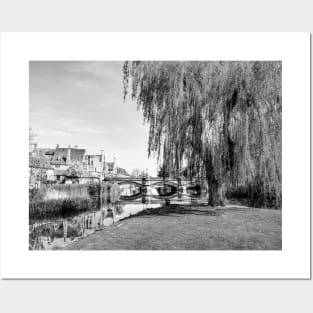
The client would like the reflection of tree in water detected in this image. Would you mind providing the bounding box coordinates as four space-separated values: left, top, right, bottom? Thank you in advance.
155 184 177 196
115 203 124 215
29 200 129 250
29 214 97 250
186 184 201 196
104 202 124 216
29 221 65 250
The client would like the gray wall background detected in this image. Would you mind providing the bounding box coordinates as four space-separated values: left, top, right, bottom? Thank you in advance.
0 1 312 312
1 0 313 32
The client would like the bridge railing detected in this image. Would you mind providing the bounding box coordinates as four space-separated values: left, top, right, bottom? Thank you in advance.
112 176 206 202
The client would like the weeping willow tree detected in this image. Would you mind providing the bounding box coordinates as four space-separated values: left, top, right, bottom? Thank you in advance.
123 61 281 208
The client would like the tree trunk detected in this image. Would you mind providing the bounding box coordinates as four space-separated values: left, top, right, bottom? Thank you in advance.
205 152 224 207
207 175 224 207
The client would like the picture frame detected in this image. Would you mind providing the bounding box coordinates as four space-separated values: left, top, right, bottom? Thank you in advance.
0 33 310 279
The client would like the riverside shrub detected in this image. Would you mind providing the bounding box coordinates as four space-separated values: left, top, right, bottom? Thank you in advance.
29 197 96 220
29 182 121 220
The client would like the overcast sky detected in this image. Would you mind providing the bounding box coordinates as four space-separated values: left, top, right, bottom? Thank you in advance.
30 61 158 176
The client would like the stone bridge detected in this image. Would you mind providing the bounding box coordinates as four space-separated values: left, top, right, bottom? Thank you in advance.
112 176 204 201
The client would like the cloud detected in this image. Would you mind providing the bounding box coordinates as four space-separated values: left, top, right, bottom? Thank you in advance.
54 130 73 137
71 126 107 134
29 61 159 176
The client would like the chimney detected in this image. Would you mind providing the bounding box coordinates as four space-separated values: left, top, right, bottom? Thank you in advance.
56 144 59 149
101 150 105 171
67 145 71 164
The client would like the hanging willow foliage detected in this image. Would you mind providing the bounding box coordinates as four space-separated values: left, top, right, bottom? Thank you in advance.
123 61 282 208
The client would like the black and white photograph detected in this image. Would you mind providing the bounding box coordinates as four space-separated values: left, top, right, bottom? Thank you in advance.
1 32 310 281
0 2 312 312
29 60 282 251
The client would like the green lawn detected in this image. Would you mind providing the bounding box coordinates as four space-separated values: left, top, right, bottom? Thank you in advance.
65 204 282 250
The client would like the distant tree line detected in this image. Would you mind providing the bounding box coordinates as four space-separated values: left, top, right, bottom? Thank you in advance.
131 168 148 177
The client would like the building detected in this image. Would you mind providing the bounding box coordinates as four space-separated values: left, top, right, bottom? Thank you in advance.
105 160 117 176
84 150 106 175
47 145 120 181
29 147 53 188
29 143 127 185
84 150 118 180
53 168 99 184
51 145 86 169
32 144 87 185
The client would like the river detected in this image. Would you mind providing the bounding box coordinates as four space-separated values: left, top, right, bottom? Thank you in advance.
29 184 205 250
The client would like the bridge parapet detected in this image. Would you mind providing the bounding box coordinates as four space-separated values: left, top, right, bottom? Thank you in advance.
113 176 205 201
113 176 199 186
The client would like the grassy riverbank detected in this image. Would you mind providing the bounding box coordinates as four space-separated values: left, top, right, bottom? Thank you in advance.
64 204 282 250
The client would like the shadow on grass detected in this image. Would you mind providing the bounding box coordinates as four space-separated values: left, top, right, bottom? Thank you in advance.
131 204 221 218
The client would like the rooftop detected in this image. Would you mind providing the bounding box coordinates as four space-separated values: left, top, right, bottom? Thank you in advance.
52 147 86 164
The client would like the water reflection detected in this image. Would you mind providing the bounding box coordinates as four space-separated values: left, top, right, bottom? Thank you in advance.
29 183 206 250
149 183 177 198
186 184 202 197
119 183 141 199
29 199 162 250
